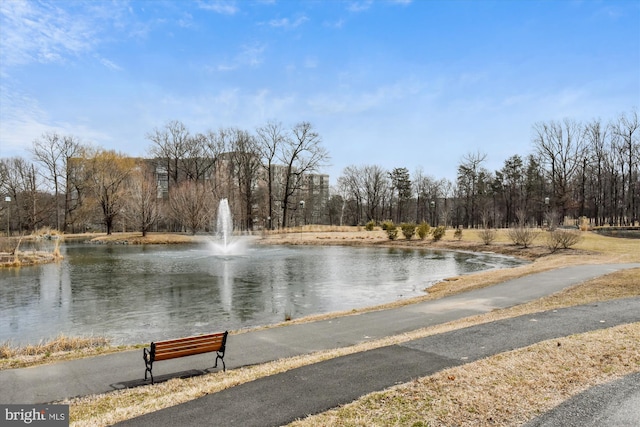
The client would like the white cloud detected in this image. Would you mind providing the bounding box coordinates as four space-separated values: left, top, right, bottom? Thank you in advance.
197 0 239 15
97 56 123 71
304 57 318 69
267 15 309 29
347 1 373 13
308 78 425 115
212 43 267 71
0 81 112 157
0 1 98 66
323 18 345 29
178 12 195 28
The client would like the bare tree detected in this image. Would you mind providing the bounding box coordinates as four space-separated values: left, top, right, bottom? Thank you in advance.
362 165 389 222
169 180 214 234
337 166 364 225
146 120 190 188
30 132 81 231
182 132 217 182
124 162 160 236
532 119 587 219
584 119 610 225
438 178 454 227
413 167 442 224
612 110 639 224
256 121 288 229
1 157 48 233
85 150 135 234
278 122 329 228
228 128 263 230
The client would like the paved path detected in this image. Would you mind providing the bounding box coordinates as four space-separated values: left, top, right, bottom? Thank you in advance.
0 263 638 418
525 371 640 427
115 298 640 426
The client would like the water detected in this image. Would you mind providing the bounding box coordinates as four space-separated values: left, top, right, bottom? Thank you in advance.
0 243 526 345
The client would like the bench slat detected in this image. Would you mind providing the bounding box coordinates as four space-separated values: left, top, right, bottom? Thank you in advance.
155 337 224 351
154 343 224 360
144 331 228 383
154 333 225 347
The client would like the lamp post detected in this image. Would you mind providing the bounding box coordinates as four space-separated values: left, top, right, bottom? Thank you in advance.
299 200 305 227
544 197 550 228
430 200 435 225
4 196 11 237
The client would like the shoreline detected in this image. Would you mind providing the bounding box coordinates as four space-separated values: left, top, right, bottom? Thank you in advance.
1 229 638 425
2 228 637 369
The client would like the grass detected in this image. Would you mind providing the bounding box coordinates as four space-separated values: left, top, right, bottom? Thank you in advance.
0 335 117 370
0 229 64 267
289 323 640 427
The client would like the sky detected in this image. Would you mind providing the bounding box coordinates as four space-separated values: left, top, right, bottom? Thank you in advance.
1 0 638 184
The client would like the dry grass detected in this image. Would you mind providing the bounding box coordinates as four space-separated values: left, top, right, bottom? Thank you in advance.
0 335 116 370
0 228 65 267
61 268 639 426
89 232 196 245
289 323 640 427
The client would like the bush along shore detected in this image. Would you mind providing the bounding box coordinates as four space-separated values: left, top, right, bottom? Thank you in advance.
0 228 64 267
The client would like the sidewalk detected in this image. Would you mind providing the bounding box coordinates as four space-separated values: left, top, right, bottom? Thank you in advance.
525 371 640 427
115 297 640 426
0 263 637 407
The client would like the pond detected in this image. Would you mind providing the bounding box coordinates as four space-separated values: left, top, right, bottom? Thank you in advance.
0 242 526 345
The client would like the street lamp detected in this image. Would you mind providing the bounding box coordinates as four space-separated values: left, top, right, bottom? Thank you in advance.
544 197 550 228
430 200 435 225
299 201 305 227
4 196 11 237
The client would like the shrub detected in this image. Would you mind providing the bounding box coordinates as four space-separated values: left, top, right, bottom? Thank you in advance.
432 226 446 241
453 227 463 241
417 222 431 240
381 220 394 231
507 226 539 248
400 223 416 240
579 217 590 232
546 229 582 252
364 220 376 231
479 228 496 245
0 237 20 255
386 224 399 240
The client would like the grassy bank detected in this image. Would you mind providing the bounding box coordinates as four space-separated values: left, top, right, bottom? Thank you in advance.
62 267 639 426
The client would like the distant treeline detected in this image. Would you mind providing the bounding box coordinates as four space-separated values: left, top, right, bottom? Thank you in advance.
0 110 637 235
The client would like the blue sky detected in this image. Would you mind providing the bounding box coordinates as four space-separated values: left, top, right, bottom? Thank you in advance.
1 0 638 183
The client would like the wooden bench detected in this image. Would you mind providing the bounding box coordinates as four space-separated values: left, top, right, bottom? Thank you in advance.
143 331 228 384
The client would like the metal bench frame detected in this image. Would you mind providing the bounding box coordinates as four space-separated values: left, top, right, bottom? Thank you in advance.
143 331 228 384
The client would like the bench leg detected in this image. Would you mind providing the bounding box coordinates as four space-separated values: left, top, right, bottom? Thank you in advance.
214 351 226 372
145 365 154 384
143 348 154 384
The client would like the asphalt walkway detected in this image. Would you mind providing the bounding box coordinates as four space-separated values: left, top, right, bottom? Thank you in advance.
115 297 640 426
525 370 640 427
1 263 638 424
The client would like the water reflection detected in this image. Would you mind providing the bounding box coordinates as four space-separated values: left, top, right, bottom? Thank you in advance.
0 243 525 345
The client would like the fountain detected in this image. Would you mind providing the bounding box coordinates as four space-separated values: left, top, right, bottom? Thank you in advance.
217 199 233 249
210 198 247 256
